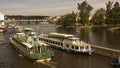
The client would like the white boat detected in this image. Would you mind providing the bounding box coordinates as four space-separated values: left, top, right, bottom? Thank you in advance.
0 22 7 33
39 32 93 55
10 28 54 62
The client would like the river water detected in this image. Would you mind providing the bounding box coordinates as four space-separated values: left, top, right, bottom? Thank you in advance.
1 23 119 68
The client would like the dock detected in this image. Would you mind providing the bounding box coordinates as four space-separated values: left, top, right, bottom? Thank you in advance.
91 45 120 58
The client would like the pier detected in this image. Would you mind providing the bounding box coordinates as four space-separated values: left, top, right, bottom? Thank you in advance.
91 45 120 58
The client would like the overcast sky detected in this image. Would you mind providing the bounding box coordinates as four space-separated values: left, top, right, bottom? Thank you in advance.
0 0 119 16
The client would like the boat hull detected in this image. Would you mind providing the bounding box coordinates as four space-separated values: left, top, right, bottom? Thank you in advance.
47 42 93 55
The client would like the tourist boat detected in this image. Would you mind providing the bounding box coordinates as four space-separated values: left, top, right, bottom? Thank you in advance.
0 22 7 33
111 56 120 67
10 28 54 62
14 25 23 33
39 33 93 55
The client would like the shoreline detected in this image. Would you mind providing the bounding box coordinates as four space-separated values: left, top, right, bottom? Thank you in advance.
66 25 120 31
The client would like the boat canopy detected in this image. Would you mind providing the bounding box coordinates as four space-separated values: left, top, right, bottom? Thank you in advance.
23 28 34 31
49 33 74 38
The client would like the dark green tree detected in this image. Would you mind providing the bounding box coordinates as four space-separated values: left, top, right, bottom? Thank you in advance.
56 12 77 28
90 8 106 25
77 1 93 25
109 2 120 26
105 1 113 25
105 1 120 26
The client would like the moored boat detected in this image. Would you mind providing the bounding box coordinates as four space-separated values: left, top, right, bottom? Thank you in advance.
0 13 7 33
14 25 23 33
10 28 54 62
111 56 120 68
39 32 93 55
0 22 7 33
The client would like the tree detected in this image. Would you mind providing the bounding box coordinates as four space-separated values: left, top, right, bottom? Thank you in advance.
110 2 120 26
90 8 106 25
105 1 113 25
77 1 93 25
56 12 77 28
105 1 120 26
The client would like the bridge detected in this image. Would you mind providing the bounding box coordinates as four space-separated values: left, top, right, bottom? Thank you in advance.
5 19 47 23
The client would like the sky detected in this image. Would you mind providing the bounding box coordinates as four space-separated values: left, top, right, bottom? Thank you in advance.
0 0 119 16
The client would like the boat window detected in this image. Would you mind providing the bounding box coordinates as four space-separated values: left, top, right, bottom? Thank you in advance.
58 42 60 45
66 45 69 48
61 43 63 46
80 47 84 49
71 45 74 49
55 42 57 45
86 46 88 49
75 46 79 50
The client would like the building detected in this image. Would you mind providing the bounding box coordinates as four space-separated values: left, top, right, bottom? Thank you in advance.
0 13 4 21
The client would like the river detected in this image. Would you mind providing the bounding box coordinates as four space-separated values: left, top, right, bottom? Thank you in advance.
0 23 118 68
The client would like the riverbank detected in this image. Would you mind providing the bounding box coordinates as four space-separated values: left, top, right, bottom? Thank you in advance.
66 25 120 31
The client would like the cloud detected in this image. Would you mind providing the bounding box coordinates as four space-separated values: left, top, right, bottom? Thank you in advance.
0 0 119 16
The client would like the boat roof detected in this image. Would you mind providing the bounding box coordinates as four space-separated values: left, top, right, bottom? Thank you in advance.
49 33 74 38
69 37 79 40
22 42 33 48
16 32 25 34
23 27 34 31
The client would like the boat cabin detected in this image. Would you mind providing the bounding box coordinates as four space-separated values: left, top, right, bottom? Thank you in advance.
49 33 80 43
16 33 25 37
67 37 80 44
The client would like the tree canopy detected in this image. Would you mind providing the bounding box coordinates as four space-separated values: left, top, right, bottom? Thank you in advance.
90 8 106 25
56 12 76 28
77 1 93 25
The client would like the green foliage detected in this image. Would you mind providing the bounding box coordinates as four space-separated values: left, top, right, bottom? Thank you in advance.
105 1 120 26
56 12 77 28
90 8 106 25
109 2 120 25
105 1 113 25
91 1 120 26
77 1 93 25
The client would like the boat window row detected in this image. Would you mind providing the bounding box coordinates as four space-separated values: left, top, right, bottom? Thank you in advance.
40 38 89 50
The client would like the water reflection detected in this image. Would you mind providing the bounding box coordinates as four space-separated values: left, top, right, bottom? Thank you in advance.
0 23 116 68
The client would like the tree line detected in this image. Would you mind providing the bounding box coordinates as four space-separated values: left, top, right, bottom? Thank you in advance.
56 1 120 28
5 15 49 20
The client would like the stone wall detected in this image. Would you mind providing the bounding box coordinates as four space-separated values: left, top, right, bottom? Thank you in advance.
91 45 120 58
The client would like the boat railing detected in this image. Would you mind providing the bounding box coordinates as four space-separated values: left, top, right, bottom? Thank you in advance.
39 36 62 42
